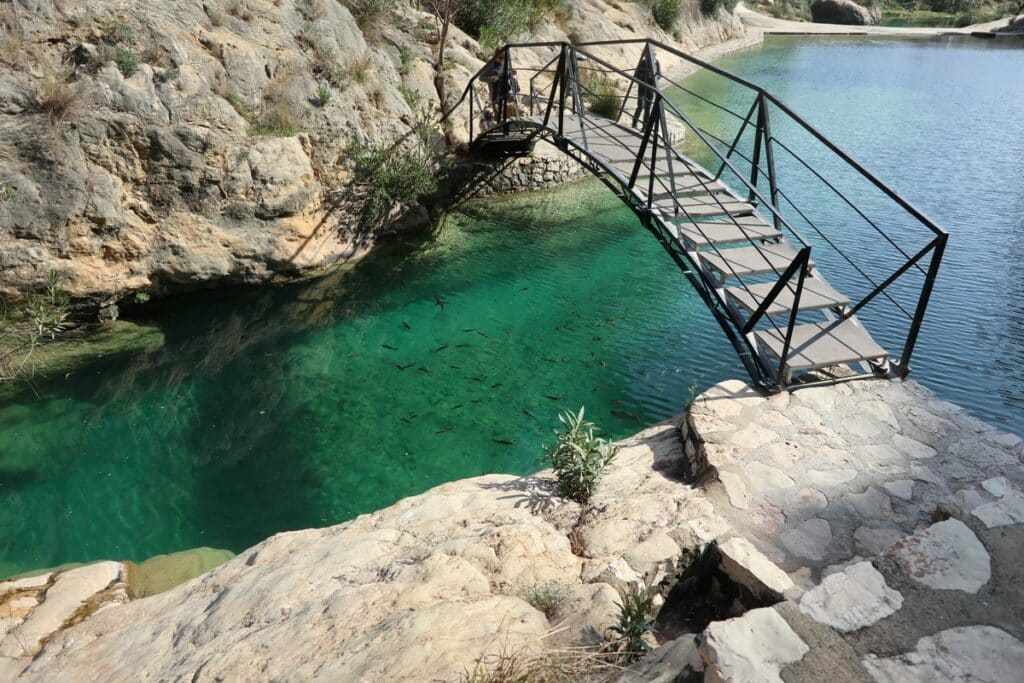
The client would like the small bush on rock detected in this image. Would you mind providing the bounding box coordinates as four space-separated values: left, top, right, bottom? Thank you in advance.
544 406 617 505
700 0 739 16
25 272 70 341
519 582 569 620
581 71 621 118
610 584 655 664
643 0 683 30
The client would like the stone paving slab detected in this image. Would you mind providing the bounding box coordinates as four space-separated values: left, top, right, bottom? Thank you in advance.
679 377 1024 682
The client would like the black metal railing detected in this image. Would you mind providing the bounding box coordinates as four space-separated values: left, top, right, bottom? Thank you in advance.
441 39 947 391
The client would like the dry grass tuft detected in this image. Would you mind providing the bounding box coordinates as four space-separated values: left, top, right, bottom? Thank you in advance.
463 644 625 683
35 68 84 122
0 9 25 67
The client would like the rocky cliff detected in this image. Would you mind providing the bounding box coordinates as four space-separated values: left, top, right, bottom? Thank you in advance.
0 0 746 309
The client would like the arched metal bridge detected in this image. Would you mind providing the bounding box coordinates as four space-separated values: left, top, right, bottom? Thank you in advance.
443 40 948 393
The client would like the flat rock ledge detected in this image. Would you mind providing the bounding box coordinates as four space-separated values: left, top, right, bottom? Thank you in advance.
3 377 1023 682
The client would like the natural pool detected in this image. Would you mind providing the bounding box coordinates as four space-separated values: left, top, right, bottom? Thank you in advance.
1 35 1022 576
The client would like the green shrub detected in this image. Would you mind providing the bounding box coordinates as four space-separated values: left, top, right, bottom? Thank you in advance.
610 585 655 664
347 135 438 221
101 20 135 46
398 83 422 109
25 272 70 341
700 0 739 16
398 47 413 75
519 582 569 620
643 0 683 30
341 0 397 30
0 185 15 201
251 107 300 136
226 92 255 123
544 406 617 505
456 0 569 54
114 47 138 77
581 71 621 118
134 291 151 304
317 83 332 106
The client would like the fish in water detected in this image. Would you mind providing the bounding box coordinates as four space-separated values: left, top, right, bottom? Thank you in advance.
433 295 448 309
455 343 471 349
522 409 535 418
433 344 449 353
395 362 415 371
466 375 483 382
545 394 564 401
490 383 502 389
493 439 514 446
401 322 412 330
462 328 492 339
470 399 483 404
418 367 430 373
382 344 398 351
436 427 454 434
611 409 642 421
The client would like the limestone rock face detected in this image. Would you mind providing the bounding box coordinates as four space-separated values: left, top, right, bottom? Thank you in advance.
0 0 745 306
810 0 882 25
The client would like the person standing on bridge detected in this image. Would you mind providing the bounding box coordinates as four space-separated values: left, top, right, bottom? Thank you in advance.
481 48 517 120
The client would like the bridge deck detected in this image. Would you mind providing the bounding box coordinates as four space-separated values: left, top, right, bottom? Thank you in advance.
478 102 890 386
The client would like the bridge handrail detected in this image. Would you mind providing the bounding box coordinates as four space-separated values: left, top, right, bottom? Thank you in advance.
571 38 947 239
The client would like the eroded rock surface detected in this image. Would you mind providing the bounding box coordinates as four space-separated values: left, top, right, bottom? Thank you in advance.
0 0 746 305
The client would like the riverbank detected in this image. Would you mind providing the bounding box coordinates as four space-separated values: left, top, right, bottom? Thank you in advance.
3 377 1022 680
735 1 1014 34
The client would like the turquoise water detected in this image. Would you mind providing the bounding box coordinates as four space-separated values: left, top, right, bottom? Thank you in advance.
2 36 1023 576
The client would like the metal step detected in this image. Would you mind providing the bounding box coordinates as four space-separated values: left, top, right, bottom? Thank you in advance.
631 175 726 197
726 276 850 320
653 194 755 219
754 319 888 378
696 240 806 281
672 216 782 248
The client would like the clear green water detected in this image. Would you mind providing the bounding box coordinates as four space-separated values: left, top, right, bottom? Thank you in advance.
2 36 1023 576
0 183 738 576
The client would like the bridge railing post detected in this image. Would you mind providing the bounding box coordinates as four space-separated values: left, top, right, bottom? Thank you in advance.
758 92 782 234
557 44 570 138
898 233 946 377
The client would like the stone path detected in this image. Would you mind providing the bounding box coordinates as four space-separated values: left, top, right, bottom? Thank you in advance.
655 377 1024 681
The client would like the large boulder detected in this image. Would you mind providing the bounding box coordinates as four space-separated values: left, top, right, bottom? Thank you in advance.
810 0 882 25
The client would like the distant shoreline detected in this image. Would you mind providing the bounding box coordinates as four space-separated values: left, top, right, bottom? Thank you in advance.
734 2 1018 37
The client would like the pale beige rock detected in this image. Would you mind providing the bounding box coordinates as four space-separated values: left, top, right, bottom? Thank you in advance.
717 537 795 599
700 607 809 683
845 487 894 520
623 529 682 578
892 434 937 459
0 562 123 658
854 526 904 556
780 518 832 562
863 626 1024 682
882 479 914 501
743 461 795 490
972 490 1024 528
793 487 828 513
0 575 51 595
619 635 703 682
798 561 902 633
888 520 991 593
719 469 751 510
